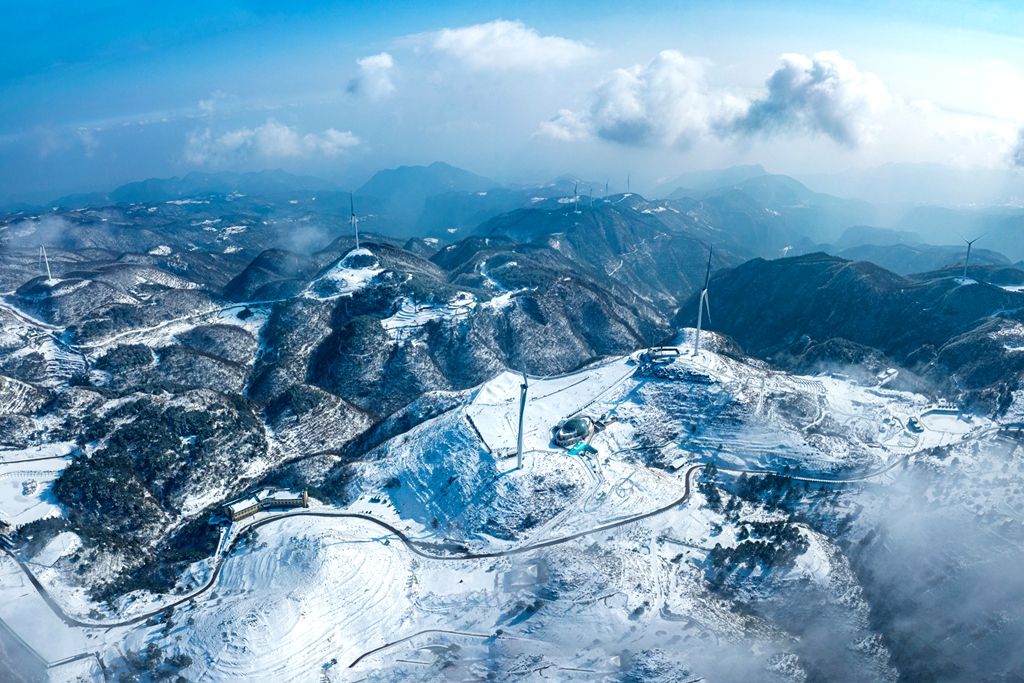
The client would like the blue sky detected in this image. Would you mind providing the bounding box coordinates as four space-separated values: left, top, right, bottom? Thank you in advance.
2 1 1023 201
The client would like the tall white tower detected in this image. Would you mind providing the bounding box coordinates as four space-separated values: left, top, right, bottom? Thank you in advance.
517 372 529 469
693 247 713 356
39 246 52 281
350 193 360 249
962 235 982 280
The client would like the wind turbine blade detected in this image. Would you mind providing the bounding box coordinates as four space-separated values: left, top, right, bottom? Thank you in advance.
702 246 713 289
703 292 711 326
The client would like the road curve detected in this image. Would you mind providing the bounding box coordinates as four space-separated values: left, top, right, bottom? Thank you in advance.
720 453 913 484
347 629 505 669
0 465 704 630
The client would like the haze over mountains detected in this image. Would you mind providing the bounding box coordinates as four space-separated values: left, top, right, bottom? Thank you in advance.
12 159 1024 269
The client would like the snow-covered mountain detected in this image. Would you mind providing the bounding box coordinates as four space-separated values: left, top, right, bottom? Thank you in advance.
1 175 1023 682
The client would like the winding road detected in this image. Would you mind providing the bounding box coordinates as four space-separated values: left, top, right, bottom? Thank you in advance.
0 439 927 637
0 465 706 630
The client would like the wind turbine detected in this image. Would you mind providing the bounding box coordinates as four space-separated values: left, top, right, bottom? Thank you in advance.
516 372 529 469
692 247 713 356
604 180 609 198
38 246 52 281
962 235 983 280
626 173 631 194
573 182 581 215
350 193 360 250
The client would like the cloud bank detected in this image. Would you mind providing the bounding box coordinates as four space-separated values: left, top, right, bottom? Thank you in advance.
429 20 591 71
184 119 359 166
347 52 395 99
734 51 888 146
589 50 739 148
541 49 886 148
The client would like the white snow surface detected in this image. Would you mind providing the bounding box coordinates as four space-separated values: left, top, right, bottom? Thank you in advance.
467 357 635 456
380 292 475 341
302 248 382 301
156 518 413 681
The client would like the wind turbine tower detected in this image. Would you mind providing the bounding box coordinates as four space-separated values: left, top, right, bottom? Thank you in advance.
692 247 713 356
573 182 581 215
39 246 52 281
350 193 360 249
962 235 982 280
516 372 529 469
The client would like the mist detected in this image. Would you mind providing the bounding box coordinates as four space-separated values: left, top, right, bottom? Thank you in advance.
845 444 1024 682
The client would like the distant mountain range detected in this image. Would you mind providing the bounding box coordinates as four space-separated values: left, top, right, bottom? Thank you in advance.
12 160 1024 274
798 162 1024 207
654 164 769 195
682 251 1024 412
51 169 344 207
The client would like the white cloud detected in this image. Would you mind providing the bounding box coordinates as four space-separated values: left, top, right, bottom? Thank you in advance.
542 49 887 149
537 109 591 142
538 50 741 148
76 127 99 156
429 20 590 71
197 90 231 115
591 51 739 147
184 119 359 166
734 51 888 146
312 128 362 156
1013 129 1024 167
347 52 396 99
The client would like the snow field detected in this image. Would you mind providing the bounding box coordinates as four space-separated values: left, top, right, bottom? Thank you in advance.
303 248 382 301
156 517 413 682
379 292 475 342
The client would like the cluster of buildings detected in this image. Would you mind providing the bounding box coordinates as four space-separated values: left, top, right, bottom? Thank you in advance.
223 489 309 522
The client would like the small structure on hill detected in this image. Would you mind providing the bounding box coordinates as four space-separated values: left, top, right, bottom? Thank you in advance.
639 347 681 365
223 489 309 522
1001 422 1024 437
262 489 310 511
567 442 597 456
553 416 594 448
